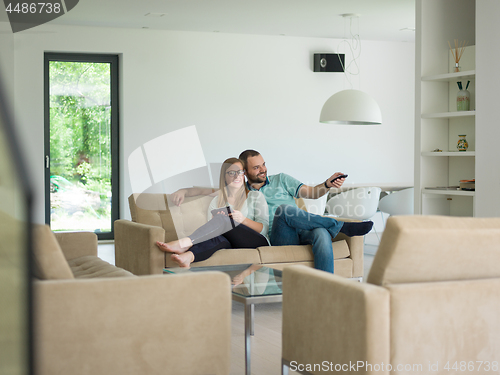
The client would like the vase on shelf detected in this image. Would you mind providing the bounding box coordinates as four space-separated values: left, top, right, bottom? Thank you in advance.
457 135 468 152
457 89 470 111
454 62 460 73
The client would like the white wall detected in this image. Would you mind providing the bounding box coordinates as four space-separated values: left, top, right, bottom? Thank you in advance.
12 24 414 223
476 0 500 217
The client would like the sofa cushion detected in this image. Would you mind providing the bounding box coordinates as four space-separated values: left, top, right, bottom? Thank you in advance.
264 258 353 278
67 255 135 278
166 195 214 239
129 193 214 242
264 261 315 270
54 231 98 260
168 248 262 268
257 240 350 264
33 224 74 280
129 193 169 228
367 216 500 286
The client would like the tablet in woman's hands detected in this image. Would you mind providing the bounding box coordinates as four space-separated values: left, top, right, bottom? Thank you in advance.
211 206 231 216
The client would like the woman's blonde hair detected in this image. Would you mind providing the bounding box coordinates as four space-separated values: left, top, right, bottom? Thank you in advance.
217 157 249 210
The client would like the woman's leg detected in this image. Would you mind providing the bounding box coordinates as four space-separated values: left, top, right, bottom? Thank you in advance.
157 214 234 253
187 225 267 265
190 235 232 262
170 252 194 268
170 235 231 267
156 238 192 253
190 214 235 244
222 223 269 248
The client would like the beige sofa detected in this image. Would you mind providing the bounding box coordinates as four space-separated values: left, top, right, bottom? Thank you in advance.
281 216 500 374
115 193 364 278
33 225 231 375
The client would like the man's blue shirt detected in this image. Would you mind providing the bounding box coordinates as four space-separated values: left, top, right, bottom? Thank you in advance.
247 173 303 235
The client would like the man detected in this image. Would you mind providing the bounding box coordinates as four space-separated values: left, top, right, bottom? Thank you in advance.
238 150 372 273
171 150 373 273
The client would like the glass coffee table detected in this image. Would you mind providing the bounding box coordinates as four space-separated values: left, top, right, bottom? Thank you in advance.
164 263 283 375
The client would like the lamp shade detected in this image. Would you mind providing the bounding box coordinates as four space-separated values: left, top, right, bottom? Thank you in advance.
319 89 382 125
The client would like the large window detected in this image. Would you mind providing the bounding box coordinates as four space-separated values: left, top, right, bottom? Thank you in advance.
44 53 119 240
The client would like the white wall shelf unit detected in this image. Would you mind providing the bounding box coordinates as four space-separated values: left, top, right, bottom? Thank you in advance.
415 0 476 217
422 189 475 197
422 111 476 118
421 151 476 157
421 111 475 119
422 70 475 82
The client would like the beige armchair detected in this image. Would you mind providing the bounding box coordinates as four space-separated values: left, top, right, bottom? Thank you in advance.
282 216 500 374
33 226 232 375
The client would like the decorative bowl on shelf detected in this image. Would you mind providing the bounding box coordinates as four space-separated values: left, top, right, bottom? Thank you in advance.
459 179 475 191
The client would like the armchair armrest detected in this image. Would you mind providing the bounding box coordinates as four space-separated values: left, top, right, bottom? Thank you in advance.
54 231 98 260
282 266 390 373
34 272 231 375
114 219 165 275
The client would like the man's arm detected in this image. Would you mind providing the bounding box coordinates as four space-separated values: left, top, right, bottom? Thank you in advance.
171 187 216 206
298 172 346 199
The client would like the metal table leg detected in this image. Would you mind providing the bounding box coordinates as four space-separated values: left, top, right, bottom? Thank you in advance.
244 303 252 375
250 303 254 336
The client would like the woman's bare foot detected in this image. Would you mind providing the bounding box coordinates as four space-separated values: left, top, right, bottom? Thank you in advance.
171 252 194 268
156 238 192 254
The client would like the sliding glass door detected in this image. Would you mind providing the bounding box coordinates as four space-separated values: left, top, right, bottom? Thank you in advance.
44 53 119 240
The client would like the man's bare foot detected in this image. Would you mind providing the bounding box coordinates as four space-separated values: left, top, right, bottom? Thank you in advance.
156 238 192 254
171 252 194 268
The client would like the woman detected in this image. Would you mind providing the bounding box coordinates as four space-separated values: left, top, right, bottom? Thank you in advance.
156 157 269 267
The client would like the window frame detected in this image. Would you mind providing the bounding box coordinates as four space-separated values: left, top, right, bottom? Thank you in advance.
44 53 120 240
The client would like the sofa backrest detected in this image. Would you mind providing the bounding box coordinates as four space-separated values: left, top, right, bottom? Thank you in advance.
129 193 213 242
33 224 74 280
367 215 500 286
129 193 309 242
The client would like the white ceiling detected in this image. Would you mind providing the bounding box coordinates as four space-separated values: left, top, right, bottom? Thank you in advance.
1 0 415 42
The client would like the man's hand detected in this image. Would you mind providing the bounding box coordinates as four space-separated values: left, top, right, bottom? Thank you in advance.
299 172 347 199
327 172 347 188
171 189 187 206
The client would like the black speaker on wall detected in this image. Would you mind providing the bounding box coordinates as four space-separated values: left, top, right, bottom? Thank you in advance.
313 53 345 72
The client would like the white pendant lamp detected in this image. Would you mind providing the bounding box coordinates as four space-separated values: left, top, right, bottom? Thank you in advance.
319 14 382 125
320 89 382 125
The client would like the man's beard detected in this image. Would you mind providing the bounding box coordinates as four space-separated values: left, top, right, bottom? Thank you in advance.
247 171 267 184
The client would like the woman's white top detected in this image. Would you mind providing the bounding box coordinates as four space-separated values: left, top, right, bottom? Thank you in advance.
207 190 270 244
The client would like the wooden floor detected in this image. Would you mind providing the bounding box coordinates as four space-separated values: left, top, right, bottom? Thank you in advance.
230 302 283 375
